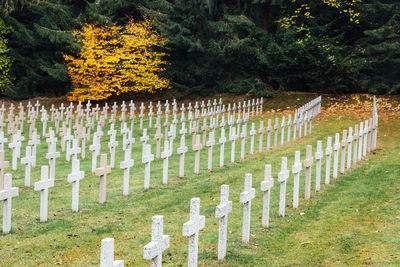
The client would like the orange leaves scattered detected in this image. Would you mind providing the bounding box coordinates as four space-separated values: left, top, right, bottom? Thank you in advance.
64 18 170 102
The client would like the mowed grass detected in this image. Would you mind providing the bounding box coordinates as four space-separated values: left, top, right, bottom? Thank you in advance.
0 99 399 266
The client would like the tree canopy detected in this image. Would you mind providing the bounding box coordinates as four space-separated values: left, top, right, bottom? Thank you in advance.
0 0 399 99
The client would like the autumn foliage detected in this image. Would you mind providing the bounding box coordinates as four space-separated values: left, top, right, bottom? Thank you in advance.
64 18 169 101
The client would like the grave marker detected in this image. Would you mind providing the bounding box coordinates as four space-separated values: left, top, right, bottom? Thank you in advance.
34 166 54 222
266 119 272 150
240 124 246 160
261 164 274 226
229 126 237 163
240 173 255 243
183 198 205 267
143 215 170 267
258 121 265 152
347 127 353 169
95 154 111 204
333 133 340 178
206 131 215 170
192 134 202 174
67 158 84 211
120 147 134 196
325 137 332 184
219 127 226 167
304 145 313 199
100 238 124 267
21 146 33 186
292 151 302 208
353 124 359 165
0 173 18 233
161 140 172 184
278 157 289 216
315 141 323 191
142 144 154 189
215 185 232 260
340 129 347 174
249 122 256 154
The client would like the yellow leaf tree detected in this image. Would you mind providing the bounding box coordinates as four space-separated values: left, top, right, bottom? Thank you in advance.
64 18 169 102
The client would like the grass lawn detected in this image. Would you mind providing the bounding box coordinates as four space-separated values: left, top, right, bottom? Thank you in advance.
0 94 399 266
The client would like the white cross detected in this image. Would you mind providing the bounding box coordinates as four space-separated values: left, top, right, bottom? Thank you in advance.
0 151 9 190
325 137 333 185
143 215 170 267
192 134 202 174
0 173 18 233
183 198 205 267
46 139 60 180
333 132 340 178
278 157 289 216
67 158 84 211
281 116 286 145
240 173 255 243
35 100 40 116
8 134 20 171
261 164 274 227
292 151 302 209
34 166 54 222
0 131 7 151
120 148 134 196
140 128 149 145
340 129 347 174
108 124 119 169
206 131 215 170
142 144 154 190
158 138 170 182
215 185 232 260
304 145 313 199
347 127 353 169
249 122 256 154
64 128 73 161
70 138 81 161
229 126 237 163
21 146 34 186
177 123 188 178
315 140 323 191
100 238 124 267
95 154 111 204
287 114 292 142
89 134 101 172
219 127 226 167
240 124 246 160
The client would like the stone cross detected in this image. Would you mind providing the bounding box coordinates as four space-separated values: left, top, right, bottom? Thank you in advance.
315 141 323 191
0 151 9 190
258 121 265 153
192 134 202 174
201 117 208 146
347 127 353 169
333 133 340 178
280 116 286 145
177 123 188 178
240 173 255 243
215 185 232 260
368 118 373 153
108 124 119 168
249 122 256 155
219 127 226 167
358 122 363 161
139 102 145 129
154 125 163 158
240 124 246 160
89 134 101 172
21 146 34 186
0 131 7 151
8 134 20 171
64 128 73 161
120 147 134 196
340 129 347 174
46 139 60 180
183 198 205 267
287 114 292 142
261 164 274 227
67 158 84 211
70 138 81 161
266 119 272 150
206 131 215 170
34 166 54 222
292 151 302 208
100 238 124 267
140 128 150 145
143 215 170 267
273 118 279 147
161 140 172 184
304 145 313 200
0 173 18 233
363 119 368 157
142 144 154 190
325 137 332 185
229 126 237 163
353 124 359 165
278 157 289 216
95 154 111 204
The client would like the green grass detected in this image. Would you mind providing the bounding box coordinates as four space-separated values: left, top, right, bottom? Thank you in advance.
0 97 399 266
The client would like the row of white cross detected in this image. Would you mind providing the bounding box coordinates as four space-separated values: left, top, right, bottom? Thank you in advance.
100 113 377 266
0 98 323 235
